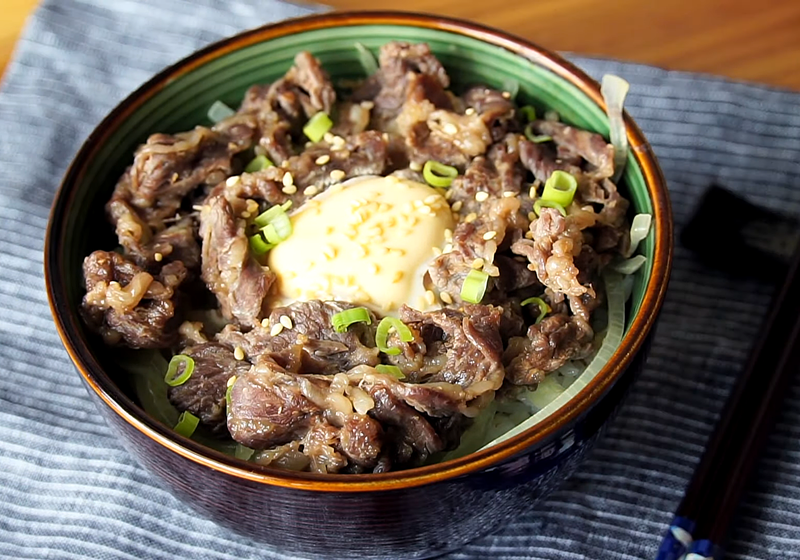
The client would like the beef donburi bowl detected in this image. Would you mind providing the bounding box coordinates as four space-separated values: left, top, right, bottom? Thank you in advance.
46 12 671 560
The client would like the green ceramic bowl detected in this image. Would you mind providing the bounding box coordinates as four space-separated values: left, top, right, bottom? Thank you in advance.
46 11 672 559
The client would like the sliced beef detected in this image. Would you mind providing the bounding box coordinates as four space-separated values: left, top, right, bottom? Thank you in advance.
81 250 187 348
110 126 248 225
200 180 277 328
167 342 252 433
108 199 200 270
519 138 582 183
463 86 517 141
531 120 615 179
504 313 594 385
428 196 522 302
511 206 598 299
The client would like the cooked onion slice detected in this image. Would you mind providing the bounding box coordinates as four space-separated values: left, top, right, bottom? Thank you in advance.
601 74 630 183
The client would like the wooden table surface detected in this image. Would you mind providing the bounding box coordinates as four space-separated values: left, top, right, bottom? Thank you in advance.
3 0 800 91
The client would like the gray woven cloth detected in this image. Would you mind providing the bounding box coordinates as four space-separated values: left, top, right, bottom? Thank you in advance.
2 0 800 558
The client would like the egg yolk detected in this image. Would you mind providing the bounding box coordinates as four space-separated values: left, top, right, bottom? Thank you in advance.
268 175 455 313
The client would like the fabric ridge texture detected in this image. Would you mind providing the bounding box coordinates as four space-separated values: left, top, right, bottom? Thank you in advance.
2 0 800 558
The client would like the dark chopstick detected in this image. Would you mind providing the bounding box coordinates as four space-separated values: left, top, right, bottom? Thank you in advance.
656 223 800 560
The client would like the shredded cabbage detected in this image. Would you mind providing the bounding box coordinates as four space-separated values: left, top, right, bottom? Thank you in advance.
354 43 378 76
612 254 647 275
625 214 652 258
601 74 630 183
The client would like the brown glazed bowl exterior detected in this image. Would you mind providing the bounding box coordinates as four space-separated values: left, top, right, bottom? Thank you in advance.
45 12 672 560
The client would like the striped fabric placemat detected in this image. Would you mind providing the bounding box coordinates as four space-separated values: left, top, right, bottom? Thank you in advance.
1 1 799 558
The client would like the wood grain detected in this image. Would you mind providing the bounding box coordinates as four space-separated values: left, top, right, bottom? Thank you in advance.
2 0 800 91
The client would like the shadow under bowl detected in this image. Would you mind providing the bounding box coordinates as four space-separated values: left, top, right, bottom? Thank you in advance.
45 11 672 560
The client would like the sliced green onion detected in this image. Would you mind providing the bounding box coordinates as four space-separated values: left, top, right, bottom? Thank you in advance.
261 212 292 244
625 213 652 258
303 112 333 142
375 364 406 379
541 170 578 207
519 106 537 122
225 383 233 409
331 307 372 333
164 355 195 387
355 42 378 75
460 269 489 304
235 444 255 461
533 199 567 217
244 155 274 173
375 317 414 356
249 233 274 255
174 411 200 438
207 100 235 124
520 296 551 324
532 135 552 143
422 160 458 188
612 254 647 275
254 201 292 228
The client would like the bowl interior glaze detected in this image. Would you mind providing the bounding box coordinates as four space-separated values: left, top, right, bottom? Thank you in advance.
49 14 669 491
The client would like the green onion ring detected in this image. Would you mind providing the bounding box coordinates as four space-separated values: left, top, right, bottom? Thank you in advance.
375 317 414 356
331 307 372 333
520 296 551 324
533 199 567 217
541 170 578 207
422 160 458 188
174 411 200 438
254 200 292 228
164 355 195 387
460 269 489 304
249 233 274 255
244 154 274 173
303 112 333 142
375 364 406 379
519 106 537 122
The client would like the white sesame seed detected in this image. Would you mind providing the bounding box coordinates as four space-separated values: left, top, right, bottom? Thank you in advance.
261 318 270 328
471 258 485 269
440 291 453 304
303 185 319 196
241 211 251 219
153 252 163 262
227 375 237 387
315 154 331 165
529 185 537 199
234 346 245 361
425 290 436 306
330 169 346 181
323 132 335 143
444 188 454 200
503 191 516 198
501 91 511 99
226 176 240 187
280 315 293 329
192 204 205 211
464 212 477 223
525 231 535 239
528 211 537 221
418 204 433 215
443 243 453 253
424 194 440 205
409 161 422 172
444 228 453 240
432 246 443 257
475 191 489 202
483 230 497 240
465 107 476 115
282 184 297 194
282 172 294 187
270 323 284 336
451 200 463 212
442 123 458 135
246 199 259 213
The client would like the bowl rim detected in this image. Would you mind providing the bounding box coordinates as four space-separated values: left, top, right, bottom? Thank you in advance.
45 10 673 492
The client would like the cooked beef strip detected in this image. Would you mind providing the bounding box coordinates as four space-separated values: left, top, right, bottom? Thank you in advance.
108 199 200 270
110 126 250 226
448 134 526 218
511 206 599 299
167 342 252 433
428 196 522 302
200 179 277 328
462 86 518 142
396 305 505 391
503 313 594 386
81 250 187 348
530 120 615 179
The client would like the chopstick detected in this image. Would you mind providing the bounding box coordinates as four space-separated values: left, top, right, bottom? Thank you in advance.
655 229 800 560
